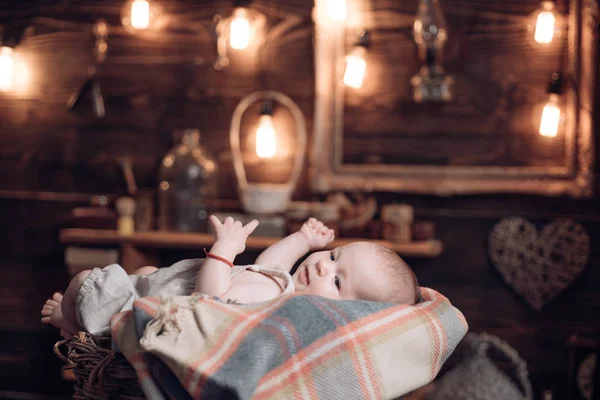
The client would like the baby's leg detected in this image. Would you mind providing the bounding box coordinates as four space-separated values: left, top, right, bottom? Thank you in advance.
132 266 158 275
60 270 91 333
41 270 91 338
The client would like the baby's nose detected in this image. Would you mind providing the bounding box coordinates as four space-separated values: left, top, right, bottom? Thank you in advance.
316 260 329 277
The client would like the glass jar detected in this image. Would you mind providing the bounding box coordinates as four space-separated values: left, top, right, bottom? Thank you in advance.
158 129 218 232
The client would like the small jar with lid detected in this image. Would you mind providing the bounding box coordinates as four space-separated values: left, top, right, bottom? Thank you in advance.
381 203 414 242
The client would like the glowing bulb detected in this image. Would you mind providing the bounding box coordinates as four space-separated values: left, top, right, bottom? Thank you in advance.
327 0 347 21
534 1 556 44
0 46 14 92
230 8 251 50
256 114 277 158
539 93 561 137
343 47 367 89
130 0 150 29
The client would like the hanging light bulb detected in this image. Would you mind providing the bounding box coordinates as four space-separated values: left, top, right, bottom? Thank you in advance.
532 1 557 44
0 46 14 92
256 101 277 158
344 48 366 88
230 8 251 50
131 0 150 29
343 31 369 89
326 0 347 21
539 73 562 137
214 5 266 69
539 94 561 137
122 0 156 30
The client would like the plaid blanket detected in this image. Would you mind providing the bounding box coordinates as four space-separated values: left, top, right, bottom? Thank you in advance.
111 288 467 400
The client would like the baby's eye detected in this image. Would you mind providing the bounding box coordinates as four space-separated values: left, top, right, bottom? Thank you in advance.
329 251 335 261
334 276 341 290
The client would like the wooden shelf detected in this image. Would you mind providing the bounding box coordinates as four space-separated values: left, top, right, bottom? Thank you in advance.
60 229 443 258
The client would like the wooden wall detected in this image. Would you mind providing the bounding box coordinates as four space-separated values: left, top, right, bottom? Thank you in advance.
0 1 598 399
342 0 570 168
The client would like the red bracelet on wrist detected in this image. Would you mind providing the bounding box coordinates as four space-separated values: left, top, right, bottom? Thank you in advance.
204 248 234 268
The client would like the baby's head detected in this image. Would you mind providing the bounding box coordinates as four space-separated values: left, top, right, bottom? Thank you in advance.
292 241 420 305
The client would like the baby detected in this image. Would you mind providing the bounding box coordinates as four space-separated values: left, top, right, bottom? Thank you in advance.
42 216 420 338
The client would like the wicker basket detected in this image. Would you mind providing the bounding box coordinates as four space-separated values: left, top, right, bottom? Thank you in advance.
54 332 145 400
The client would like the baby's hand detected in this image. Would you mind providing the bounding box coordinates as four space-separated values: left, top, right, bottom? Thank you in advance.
299 217 335 250
209 215 259 255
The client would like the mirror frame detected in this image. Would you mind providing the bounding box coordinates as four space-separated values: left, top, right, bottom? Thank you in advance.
310 0 596 197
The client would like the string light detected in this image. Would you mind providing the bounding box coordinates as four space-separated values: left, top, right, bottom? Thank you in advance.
122 0 155 30
326 0 347 21
0 46 14 91
539 95 561 137
214 4 267 69
131 0 150 29
532 1 558 44
343 31 369 89
539 73 562 137
255 101 276 158
230 8 251 50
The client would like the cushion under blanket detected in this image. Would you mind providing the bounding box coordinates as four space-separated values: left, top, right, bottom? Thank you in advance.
110 288 467 400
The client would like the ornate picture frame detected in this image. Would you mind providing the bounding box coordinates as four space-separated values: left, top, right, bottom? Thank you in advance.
310 0 596 197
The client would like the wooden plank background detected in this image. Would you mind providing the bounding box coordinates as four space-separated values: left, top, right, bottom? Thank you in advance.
0 0 599 398
342 0 570 167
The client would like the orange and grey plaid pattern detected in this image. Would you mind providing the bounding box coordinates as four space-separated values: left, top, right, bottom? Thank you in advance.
111 288 467 400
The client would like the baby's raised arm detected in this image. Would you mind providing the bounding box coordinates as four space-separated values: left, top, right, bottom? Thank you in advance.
255 218 335 272
195 215 259 296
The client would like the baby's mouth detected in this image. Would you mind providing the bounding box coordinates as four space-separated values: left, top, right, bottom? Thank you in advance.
304 267 310 285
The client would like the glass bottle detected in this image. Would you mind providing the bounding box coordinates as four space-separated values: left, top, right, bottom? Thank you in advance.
158 129 218 232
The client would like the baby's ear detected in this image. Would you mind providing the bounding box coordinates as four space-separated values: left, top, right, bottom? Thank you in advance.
416 288 424 304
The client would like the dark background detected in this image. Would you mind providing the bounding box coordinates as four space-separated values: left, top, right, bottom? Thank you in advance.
0 0 598 399
342 0 568 167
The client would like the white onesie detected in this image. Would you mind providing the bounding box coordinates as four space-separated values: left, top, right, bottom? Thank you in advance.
76 258 295 337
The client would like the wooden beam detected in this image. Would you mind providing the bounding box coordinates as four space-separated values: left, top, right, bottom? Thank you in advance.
59 228 443 258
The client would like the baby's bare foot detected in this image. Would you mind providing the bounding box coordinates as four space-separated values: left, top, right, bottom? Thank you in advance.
41 292 76 339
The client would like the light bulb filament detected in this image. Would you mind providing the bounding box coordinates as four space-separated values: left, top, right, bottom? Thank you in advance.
326 0 347 21
343 48 367 89
539 94 561 137
230 9 251 50
256 115 277 158
0 46 14 92
535 12 555 43
533 1 557 44
131 0 150 29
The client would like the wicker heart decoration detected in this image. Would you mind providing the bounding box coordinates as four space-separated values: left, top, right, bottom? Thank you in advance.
488 217 589 311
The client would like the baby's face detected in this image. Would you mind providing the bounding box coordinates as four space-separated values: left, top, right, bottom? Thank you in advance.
292 242 393 302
